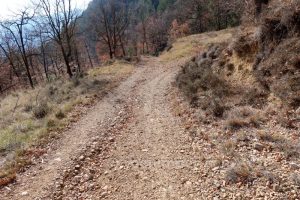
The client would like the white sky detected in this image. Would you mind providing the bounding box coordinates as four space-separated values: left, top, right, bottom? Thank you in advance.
0 0 92 19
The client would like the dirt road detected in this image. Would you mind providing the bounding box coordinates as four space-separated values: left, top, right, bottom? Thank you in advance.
1 57 203 200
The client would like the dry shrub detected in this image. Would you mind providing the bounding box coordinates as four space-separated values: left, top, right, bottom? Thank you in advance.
0 171 16 187
277 107 299 129
291 173 300 187
33 103 50 119
276 142 300 160
55 110 66 120
260 170 280 185
241 87 269 109
221 139 236 157
47 119 56 128
23 104 33 112
257 131 300 159
71 77 81 87
260 17 288 45
169 19 190 42
225 106 265 131
176 45 231 118
227 118 250 131
252 4 300 110
233 33 259 60
262 46 300 108
225 161 254 184
257 131 286 143
47 85 58 97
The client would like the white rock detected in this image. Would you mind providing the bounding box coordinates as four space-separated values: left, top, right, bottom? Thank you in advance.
54 158 62 162
102 185 108 190
21 191 28 196
79 156 85 161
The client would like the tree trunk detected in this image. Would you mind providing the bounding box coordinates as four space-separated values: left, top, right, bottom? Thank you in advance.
60 45 73 78
85 42 94 68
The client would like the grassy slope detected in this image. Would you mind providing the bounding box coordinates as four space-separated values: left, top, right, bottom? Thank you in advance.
0 61 134 181
160 28 235 62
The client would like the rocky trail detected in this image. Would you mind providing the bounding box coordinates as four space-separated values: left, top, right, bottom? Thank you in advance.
1 57 203 200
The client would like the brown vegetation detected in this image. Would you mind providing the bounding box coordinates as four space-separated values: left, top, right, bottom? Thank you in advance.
175 0 300 194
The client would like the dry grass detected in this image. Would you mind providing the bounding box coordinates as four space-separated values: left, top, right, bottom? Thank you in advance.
0 61 134 183
160 28 236 62
256 131 300 160
225 106 266 131
291 173 300 187
89 60 134 78
225 161 254 184
257 131 286 143
221 139 237 157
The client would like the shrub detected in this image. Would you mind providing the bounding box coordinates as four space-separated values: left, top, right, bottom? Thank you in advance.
47 86 57 96
55 110 66 120
225 106 265 131
23 104 33 112
233 34 258 60
226 119 250 131
176 48 231 116
291 173 300 187
221 139 236 156
71 77 81 87
225 162 254 184
261 171 279 185
33 103 49 119
212 102 226 118
47 119 56 128
257 131 286 143
276 142 300 160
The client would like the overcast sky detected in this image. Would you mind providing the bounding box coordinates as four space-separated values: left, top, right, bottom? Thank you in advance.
0 0 92 19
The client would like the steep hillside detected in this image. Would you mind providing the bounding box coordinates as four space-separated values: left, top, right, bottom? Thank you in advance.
173 0 300 198
177 0 300 129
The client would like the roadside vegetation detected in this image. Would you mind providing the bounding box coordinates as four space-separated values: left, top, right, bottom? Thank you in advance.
0 60 134 185
173 0 300 198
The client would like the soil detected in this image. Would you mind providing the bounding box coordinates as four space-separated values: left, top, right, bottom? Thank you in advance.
0 56 202 200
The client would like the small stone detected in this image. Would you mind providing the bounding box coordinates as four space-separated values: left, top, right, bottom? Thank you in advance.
100 191 108 197
84 174 93 181
79 156 85 161
21 191 28 196
54 158 62 162
236 193 241 197
185 181 192 187
290 162 300 170
75 165 81 170
102 185 108 190
273 184 280 192
109 137 115 142
79 187 85 193
212 167 219 172
254 143 264 151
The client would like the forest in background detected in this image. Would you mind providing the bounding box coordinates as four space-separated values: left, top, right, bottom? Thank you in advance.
0 0 244 93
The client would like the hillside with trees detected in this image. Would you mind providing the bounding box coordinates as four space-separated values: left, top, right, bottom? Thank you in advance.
0 0 299 199
0 0 243 93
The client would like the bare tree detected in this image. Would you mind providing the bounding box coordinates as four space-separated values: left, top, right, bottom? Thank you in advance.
87 0 130 59
0 9 36 88
0 32 21 79
38 0 81 78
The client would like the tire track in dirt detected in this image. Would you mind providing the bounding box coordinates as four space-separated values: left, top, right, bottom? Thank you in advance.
1 57 203 200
